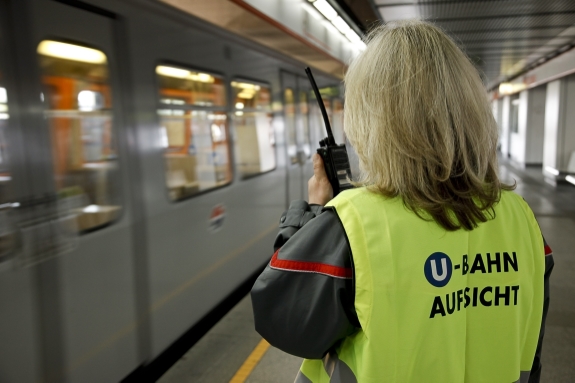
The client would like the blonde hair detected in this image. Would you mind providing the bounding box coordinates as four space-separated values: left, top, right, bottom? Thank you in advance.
344 20 513 231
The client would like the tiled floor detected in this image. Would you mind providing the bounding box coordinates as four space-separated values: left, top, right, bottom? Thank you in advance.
159 161 575 383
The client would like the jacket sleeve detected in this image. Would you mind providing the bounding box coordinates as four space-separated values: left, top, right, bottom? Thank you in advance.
251 200 360 359
529 238 555 383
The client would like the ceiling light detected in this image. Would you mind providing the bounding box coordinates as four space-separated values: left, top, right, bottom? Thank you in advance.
302 2 322 20
346 30 361 44
323 19 340 36
189 73 215 83
566 175 575 186
377 5 420 21
499 83 513 95
37 41 107 64
313 0 337 21
238 91 255 99
0 87 6 103
156 66 215 83
156 66 190 78
332 16 351 35
232 81 261 90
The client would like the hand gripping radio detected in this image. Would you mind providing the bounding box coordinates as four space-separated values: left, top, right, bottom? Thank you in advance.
305 67 353 196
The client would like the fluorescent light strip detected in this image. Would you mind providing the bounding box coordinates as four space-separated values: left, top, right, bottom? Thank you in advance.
545 166 560 176
332 16 351 35
301 2 322 20
156 66 189 78
156 66 215 83
346 30 361 43
566 175 575 186
311 0 365 48
37 41 107 64
323 19 341 37
313 0 337 21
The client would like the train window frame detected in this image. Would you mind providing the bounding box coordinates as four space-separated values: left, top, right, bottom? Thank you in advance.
0 32 11 196
37 38 124 234
298 87 312 159
283 86 299 166
155 62 233 202
230 77 277 180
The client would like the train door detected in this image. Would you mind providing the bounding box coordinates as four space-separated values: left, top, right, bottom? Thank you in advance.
0 1 139 382
0 1 42 382
281 71 312 204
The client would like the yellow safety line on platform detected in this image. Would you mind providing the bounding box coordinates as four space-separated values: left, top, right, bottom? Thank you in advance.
229 339 271 383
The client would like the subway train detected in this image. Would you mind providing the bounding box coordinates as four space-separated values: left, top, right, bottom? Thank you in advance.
0 0 355 382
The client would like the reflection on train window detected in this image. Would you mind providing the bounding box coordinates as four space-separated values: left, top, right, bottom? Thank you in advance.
0 79 9 204
232 81 275 178
156 65 231 200
157 65 226 107
298 90 311 158
332 98 344 144
284 88 297 164
38 40 121 232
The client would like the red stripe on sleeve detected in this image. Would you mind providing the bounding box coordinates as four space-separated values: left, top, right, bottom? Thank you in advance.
269 249 352 279
544 244 552 256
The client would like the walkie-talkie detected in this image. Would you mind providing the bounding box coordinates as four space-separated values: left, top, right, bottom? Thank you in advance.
305 67 353 196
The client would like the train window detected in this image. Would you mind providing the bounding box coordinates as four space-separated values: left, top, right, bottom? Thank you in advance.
298 89 311 158
38 40 121 232
232 80 276 178
0 80 8 204
332 98 344 144
156 65 231 200
284 88 297 164
157 66 226 108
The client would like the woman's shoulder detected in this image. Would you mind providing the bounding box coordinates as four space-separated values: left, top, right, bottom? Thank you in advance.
329 186 397 206
497 189 538 220
499 189 528 206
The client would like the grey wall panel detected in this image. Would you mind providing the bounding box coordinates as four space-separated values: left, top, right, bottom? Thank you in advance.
526 85 547 164
561 74 575 169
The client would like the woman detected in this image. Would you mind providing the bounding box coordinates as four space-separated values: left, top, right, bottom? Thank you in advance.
251 20 553 383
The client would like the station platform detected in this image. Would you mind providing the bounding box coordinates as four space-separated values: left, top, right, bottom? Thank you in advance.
158 160 575 383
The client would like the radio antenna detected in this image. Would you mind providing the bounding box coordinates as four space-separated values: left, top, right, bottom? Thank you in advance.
305 67 336 145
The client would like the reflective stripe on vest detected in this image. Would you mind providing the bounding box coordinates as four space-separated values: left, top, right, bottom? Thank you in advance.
322 350 357 383
514 371 531 383
299 188 545 383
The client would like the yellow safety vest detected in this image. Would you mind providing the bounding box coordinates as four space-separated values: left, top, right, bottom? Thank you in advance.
300 188 544 383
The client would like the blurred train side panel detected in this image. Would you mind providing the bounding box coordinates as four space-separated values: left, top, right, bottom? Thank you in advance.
0 0 346 382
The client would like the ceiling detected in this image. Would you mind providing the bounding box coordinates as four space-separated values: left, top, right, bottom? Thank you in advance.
159 0 349 78
365 0 575 89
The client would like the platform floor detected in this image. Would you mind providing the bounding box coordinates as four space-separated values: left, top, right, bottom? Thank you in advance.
159 161 575 383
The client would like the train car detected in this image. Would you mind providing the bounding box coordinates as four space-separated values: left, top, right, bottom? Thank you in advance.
0 0 350 382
